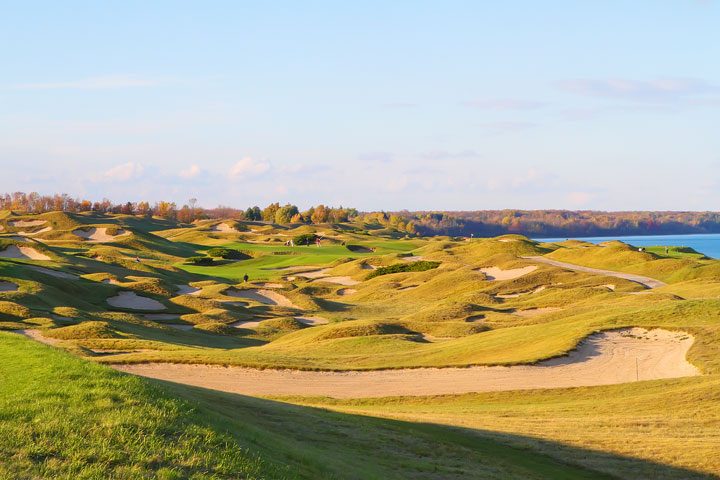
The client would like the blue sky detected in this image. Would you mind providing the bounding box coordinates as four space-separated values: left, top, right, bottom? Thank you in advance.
1 1 719 211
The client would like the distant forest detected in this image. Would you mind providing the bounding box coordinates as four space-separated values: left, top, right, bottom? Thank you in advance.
3 192 720 238
394 210 720 238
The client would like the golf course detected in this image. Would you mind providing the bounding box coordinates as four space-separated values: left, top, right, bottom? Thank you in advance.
1 210 719 479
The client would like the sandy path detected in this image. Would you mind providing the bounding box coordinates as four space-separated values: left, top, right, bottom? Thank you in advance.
73 227 129 243
114 328 697 399
0 281 18 292
523 256 666 289
0 245 51 261
479 265 537 281
107 292 166 310
225 288 298 308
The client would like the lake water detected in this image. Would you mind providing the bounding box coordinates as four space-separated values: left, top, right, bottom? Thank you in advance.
534 233 720 259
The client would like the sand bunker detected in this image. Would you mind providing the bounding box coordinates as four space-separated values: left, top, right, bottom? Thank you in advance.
0 245 51 261
210 223 236 232
18 226 52 236
107 292 166 311
295 268 331 279
0 281 18 292
114 328 698 399
480 265 537 281
9 220 47 228
225 288 298 308
143 314 181 321
317 276 359 286
255 282 284 289
73 227 129 243
175 284 200 295
295 316 329 326
523 256 666 289
231 319 263 329
401 256 424 262
27 266 77 279
337 288 357 296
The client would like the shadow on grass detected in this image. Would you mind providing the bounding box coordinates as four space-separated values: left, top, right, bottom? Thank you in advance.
156 380 719 480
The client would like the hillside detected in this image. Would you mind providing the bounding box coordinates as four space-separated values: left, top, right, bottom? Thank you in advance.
1 212 720 478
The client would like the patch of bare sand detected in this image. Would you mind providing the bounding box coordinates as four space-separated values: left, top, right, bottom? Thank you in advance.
0 245 51 261
107 292 166 311
230 319 263 328
113 328 698 399
225 288 298 308
0 281 19 292
479 265 537 281
254 282 284 289
401 255 424 262
9 220 47 228
498 238 518 243
295 268 331 279
73 227 130 243
337 288 357 296
295 316 329 326
210 223 236 232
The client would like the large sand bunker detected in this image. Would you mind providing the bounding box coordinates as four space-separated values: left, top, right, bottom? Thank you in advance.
9 220 47 228
107 292 166 310
175 284 200 295
523 256 666 289
480 265 537 281
210 223 236 232
114 328 697 399
0 281 19 292
73 227 129 243
225 288 298 308
0 245 51 261
317 276 359 286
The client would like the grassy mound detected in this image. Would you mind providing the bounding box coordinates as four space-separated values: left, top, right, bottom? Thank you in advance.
366 261 440 279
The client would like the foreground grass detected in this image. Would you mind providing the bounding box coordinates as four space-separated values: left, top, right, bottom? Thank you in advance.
1 332 619 479
0 332 283 480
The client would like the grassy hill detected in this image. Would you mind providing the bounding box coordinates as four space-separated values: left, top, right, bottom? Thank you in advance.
2 212 720 478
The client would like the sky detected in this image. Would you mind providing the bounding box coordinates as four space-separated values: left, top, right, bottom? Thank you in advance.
1 0 719 211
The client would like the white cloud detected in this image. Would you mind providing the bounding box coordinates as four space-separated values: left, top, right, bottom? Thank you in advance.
103 162 144 182
558 77 718 102
229 157 271 179
14 74 163 90
179 164 201 179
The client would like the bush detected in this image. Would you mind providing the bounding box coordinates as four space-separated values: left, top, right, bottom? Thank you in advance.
293 233 317 245
186 256 214 266
207 248 250 260
366 261 440 279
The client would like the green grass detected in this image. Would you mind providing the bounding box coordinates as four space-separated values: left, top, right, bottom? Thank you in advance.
2 331 625 480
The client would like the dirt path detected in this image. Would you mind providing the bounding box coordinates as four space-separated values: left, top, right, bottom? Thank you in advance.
523 256 666 289
113 328 697 399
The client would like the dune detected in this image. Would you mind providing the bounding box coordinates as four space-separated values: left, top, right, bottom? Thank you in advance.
0 281 19 292
107 292 166 310
225 288 298 308
479 265 537 281
73 227 129 243
114 328 698 399
0 245 51 261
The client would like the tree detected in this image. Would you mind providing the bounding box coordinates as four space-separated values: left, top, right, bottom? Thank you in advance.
275 204 299 224
262 202 280 222
311 204 328 224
